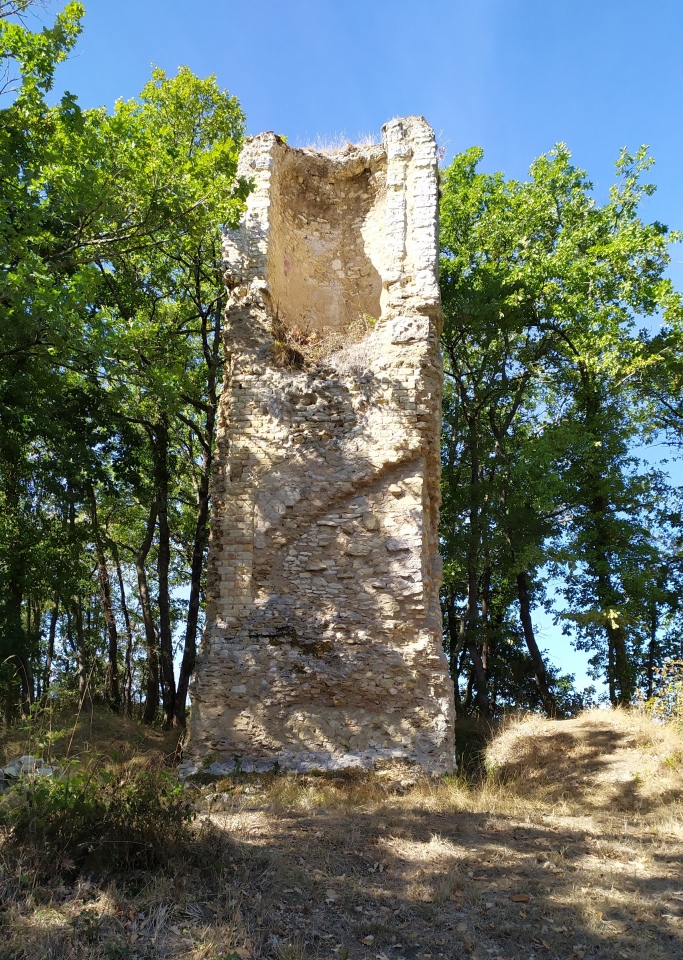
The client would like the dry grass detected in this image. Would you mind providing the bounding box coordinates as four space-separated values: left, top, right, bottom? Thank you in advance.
0 700 182 769
486 706 683 812
300 133 379 155
270 315 377 375
1 708 682 959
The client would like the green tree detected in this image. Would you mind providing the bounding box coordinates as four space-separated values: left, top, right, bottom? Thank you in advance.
1 3 248 725
0 0 86 715
439 143 682 712
79 68 247 725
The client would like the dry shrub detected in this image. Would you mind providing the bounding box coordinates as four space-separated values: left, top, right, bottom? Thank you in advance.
270 314 377 374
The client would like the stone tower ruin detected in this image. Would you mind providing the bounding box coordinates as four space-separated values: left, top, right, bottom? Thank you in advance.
184 117 455 775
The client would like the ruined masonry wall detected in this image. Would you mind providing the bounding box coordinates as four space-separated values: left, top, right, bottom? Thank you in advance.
184 117 455 775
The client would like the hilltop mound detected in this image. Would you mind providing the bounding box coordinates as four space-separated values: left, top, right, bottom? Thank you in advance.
485 707 683 812
0 703 182 769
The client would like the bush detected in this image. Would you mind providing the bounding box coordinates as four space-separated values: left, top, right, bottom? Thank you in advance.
0 762 195 872
635 659 683 726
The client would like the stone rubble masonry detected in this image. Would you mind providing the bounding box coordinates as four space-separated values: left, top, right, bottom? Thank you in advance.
183 116 455 776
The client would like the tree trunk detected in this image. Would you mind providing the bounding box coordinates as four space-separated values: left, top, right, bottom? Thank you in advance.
578 373 635 705
86 483 120 711
590 502 633 704
153 419 176 728
43 596 59 695
67 495 91 709
7 576 32 714
28 596 44 700
481 557 491 674
174 422 214 725
464 667 475 713
72 602 91 709
464 423 489 718
646 597 658 701
136 501 160 725
516 571 563 717
113 545 134 717
2 448 29 714
442 591 464 717
607 638 616 705
173 469 209 726
174 292 223 726
603 600 632 705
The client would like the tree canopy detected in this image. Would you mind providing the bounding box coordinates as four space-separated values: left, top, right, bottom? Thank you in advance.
439 143 683 717
0 1 247 726
2 1 683 735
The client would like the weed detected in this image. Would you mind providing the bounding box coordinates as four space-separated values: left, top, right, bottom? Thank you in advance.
201 750 219 770
127 730 145 750
1 761 195 872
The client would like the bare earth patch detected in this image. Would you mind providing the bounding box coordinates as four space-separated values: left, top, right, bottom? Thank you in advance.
1 708 682 959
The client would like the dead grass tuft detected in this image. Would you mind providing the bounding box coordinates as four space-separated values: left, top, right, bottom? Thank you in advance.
270 314 377 375
301 132 379 155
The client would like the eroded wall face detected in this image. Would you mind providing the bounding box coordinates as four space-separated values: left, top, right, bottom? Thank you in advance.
268 150 383 333
185 117 455 775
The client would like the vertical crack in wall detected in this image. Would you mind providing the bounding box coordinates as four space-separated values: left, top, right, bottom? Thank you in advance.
184 117 455 775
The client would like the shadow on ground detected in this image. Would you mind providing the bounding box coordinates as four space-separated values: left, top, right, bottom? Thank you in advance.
3 709 683 959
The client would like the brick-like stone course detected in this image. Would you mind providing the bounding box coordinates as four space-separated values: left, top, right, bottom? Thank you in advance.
183 117 455 776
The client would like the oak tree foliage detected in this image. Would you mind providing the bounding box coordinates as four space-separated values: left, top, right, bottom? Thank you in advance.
0 1 247 726
439 144 683 716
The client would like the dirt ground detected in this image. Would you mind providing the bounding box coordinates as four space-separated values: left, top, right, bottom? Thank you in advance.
1 708 682 960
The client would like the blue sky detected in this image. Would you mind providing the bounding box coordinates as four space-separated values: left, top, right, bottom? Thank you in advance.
44 0 683 690
50 1 683 238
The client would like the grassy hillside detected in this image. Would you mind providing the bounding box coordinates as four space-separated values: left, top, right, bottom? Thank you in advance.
1 708 682 959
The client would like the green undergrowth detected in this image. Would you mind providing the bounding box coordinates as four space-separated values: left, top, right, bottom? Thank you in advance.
1 761 196 875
